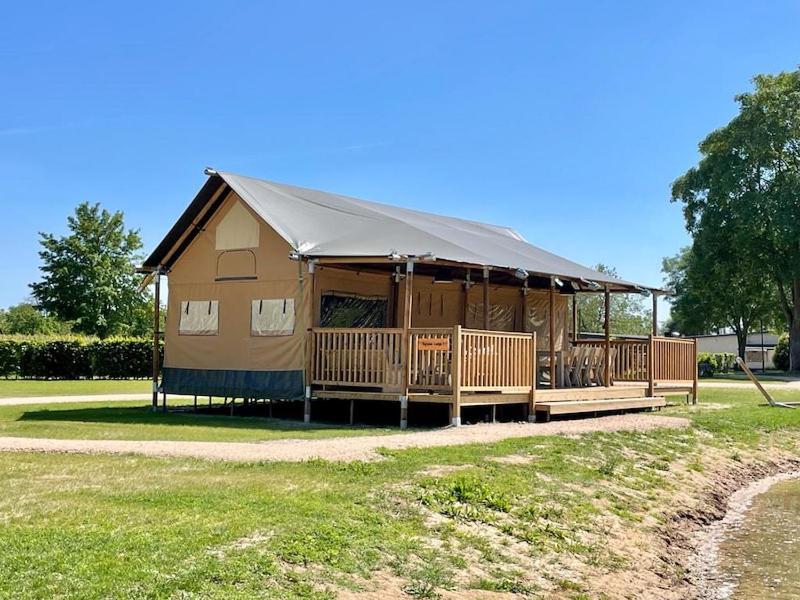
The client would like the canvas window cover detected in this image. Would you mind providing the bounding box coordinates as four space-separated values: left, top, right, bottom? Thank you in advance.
251 298 296 336
320 292 388 328
466 303 516 331
179 300 219 335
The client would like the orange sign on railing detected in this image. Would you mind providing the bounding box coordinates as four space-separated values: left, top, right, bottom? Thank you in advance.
416 337 450 351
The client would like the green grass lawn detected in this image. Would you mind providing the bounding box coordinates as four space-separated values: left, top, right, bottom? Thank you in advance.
0 399 395 442
0 378 152 397
704 370 799 383
0 388 798 598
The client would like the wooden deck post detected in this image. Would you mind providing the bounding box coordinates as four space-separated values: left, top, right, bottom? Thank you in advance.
572 292 579 342
692 338 699 404
462 269 471 326
451 324 462 426
647 334 655 397
151 269 161 412
528 331 537 422
304 260 316 412
482 266 490 330
401 258 414 414
651 292 658 336
604 285 611 387
549 277 556 389
304 260 316 424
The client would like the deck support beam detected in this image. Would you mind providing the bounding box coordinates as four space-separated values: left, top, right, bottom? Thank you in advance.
304 394 311 423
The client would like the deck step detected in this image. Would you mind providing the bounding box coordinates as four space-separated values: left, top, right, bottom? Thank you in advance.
535 396 666 416
534 386 647 402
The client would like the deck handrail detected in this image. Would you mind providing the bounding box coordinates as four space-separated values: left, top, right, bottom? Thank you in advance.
310 328 697 400
574 335 698 392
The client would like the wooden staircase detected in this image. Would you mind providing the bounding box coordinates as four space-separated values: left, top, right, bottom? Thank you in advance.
534 395 666 421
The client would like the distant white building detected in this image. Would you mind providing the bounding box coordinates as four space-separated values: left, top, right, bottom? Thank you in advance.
694 331 780 370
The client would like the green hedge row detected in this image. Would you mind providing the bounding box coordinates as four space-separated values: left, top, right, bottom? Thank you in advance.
0 336 162 379
697 351 736 377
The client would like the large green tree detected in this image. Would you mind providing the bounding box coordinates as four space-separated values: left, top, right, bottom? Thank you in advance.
0 302 72 335
577 264 652 335
30 203 152 338
671 70 800 368
662 244 775 359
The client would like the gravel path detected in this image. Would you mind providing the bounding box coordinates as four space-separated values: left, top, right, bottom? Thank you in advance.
0 393 192 407
0 414 689 462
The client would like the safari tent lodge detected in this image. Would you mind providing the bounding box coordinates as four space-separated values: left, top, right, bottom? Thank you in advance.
140 169 698 427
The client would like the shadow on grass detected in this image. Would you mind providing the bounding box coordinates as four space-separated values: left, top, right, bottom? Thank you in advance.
15 404 373 433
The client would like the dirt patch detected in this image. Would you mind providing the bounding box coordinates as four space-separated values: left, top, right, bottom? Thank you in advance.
0 414 689 462
488 454 537 465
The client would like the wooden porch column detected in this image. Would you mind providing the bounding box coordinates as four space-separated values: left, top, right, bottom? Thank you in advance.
572 293 579 342
604 286 611 387
151 269 161 412
304 260 317 423
451 325 462 426
549 277 556 389
528 331 537 422
651 291 658 336
482 266 490 330
401 259 414 399
647 334 655 397
692 338 699 404
462 270 471 326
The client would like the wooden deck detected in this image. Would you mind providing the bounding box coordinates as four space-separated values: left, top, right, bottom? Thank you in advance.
307 327 697 426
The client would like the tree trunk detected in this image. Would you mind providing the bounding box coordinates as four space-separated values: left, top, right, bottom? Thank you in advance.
791 279 800 371
735 328 747 361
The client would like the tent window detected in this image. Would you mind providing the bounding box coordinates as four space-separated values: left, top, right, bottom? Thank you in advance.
179 300 219 335
320 292 387 328
251 298 295 336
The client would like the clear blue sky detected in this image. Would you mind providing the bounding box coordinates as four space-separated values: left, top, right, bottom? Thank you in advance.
1 1 799 317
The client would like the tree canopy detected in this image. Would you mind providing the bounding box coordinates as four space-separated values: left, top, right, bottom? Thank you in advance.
577 264 652 336
30 203 152 338
671 69 800 367
0 303 72 335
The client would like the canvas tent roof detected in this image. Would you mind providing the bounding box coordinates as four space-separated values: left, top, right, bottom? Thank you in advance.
144 170 658 292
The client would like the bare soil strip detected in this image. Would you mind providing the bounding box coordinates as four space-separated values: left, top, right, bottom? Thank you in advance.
0 414 688 462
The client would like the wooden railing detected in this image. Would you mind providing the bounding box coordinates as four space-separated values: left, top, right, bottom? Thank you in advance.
459 329 535 391
310 328 404 391
311 328 696 395
575 336 697 385
408 328 453 390
651 337 696 382
574 339 649 381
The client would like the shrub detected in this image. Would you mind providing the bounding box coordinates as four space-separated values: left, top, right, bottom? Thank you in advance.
697 351 735 377
774 333 789 371
0 335 161 379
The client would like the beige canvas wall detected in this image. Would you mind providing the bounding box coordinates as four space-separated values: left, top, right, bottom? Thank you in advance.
165 191 309 373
